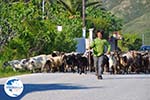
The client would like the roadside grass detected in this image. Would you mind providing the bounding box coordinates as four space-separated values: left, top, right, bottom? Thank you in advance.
0 67 31 78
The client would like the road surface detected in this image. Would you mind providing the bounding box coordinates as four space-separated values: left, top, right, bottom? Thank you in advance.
0 73 150 100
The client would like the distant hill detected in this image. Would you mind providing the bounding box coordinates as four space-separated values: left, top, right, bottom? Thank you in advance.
103 0 150 34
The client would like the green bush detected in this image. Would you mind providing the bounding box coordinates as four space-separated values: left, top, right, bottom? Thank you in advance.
118 33 142 51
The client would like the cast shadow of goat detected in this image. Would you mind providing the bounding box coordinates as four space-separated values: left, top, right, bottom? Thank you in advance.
0 83 101 100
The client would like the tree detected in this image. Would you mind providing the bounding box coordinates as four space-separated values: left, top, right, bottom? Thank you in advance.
0 1 78 62
118 33 142 51
56 0 102 17
86 7 123 39
0 0 123 64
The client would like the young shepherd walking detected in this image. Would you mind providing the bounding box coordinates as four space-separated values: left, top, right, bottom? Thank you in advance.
89 30 111 79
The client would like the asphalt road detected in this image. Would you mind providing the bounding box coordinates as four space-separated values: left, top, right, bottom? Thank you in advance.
0 73 150 100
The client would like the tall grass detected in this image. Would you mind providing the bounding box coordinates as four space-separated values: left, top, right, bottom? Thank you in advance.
0 67 31 78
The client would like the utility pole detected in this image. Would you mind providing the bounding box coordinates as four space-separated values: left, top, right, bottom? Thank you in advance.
82 0 85 27
82 0 86 38
88 28 94 72
42 0 45 19
142 34 145 46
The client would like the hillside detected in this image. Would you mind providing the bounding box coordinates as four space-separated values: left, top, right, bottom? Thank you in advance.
122 12 150 34
103 0 150 34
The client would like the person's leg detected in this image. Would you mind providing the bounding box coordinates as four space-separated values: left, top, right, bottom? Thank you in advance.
93 56 98 76
97 56 104 79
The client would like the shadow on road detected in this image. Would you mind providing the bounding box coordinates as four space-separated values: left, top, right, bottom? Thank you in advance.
0 83 102 100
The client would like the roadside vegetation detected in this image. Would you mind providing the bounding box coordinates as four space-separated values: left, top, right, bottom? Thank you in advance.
0 67 31 78
0 0 143 77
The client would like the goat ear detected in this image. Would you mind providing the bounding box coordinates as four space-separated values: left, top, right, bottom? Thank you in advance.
61 52 65 55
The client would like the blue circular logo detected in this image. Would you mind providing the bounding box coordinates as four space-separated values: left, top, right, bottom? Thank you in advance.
4 77 24 97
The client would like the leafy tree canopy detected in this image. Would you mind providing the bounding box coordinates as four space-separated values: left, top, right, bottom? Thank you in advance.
0 0 124 63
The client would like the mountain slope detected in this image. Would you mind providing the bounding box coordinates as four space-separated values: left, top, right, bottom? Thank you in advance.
123 12 150 34
104 0 150 34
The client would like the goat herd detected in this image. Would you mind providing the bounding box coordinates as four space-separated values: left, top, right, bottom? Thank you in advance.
2 50 150 75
